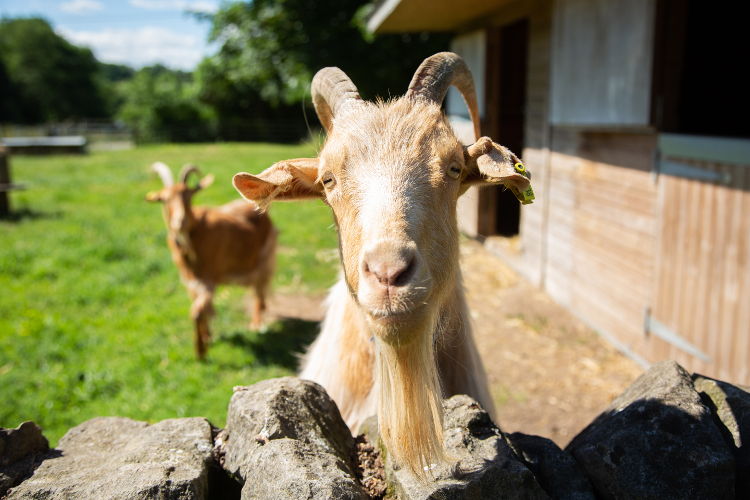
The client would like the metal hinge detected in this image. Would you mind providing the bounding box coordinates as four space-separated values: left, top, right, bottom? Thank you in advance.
643 308 712 363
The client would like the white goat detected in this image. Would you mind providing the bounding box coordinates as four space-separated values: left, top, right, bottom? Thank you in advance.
232 53 533 476
147 163 277 359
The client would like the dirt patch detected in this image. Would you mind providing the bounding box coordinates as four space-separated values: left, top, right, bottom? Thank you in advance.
270 240 642 448
460 239 643 447
266 292 327 323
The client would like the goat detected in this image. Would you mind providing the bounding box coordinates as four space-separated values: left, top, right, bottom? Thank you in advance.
147 162 277 360
232 52 533 477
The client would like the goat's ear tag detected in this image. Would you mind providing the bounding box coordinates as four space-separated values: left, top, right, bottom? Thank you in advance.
510 162 535 205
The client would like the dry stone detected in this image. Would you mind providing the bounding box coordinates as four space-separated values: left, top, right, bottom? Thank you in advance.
388 395 549 500
694 374 750 498
218 377 367 499
6 417 216 499
0 421 50 496
508 432 595 500
566 360 735 500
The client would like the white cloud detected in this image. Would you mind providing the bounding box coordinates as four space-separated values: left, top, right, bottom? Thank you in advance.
60 26 205 70
129 0 218 13
60 0 103 13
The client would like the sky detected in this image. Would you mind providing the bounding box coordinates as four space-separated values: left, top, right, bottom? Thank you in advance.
0 0 219 70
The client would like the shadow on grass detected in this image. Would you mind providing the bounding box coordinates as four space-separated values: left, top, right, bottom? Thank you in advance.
219 317 319 370
0 208 63 223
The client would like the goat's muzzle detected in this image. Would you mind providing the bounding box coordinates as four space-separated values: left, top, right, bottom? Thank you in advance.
357 239 430 327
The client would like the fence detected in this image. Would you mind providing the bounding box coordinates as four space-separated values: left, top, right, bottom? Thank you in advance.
0 121 133 150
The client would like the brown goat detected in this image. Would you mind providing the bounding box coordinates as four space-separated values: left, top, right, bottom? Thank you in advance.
233 53 533 478
147 162 277 359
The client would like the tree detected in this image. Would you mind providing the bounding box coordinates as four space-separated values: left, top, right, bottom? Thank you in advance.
0 17 109 123
118 65 216 143
195 55 309 142
200 0 449 133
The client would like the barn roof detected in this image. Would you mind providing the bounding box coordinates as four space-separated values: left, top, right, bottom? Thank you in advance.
367 0 513 33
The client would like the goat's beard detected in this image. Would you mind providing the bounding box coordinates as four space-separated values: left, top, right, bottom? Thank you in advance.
374 315 445 479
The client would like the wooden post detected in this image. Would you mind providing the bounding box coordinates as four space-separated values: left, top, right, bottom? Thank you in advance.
0 146 9 217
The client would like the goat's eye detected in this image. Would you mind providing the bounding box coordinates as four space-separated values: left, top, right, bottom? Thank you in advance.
321 172 336 189
447 162 462 180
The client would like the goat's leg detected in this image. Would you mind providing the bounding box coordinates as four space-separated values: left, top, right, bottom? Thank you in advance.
250 286 267 329
189 283 215 360
249 253 274 329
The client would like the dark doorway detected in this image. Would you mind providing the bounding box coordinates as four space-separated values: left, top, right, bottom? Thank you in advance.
485 18 529 237
652 0 749 138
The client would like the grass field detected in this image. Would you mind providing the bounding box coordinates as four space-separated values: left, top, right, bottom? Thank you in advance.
0 143 339 443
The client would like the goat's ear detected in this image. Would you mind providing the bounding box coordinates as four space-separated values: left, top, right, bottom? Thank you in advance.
461 137 535 204
145 191 163 202
233 158 321 207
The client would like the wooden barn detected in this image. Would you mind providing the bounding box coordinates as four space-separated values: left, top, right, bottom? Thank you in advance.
369 0 750 384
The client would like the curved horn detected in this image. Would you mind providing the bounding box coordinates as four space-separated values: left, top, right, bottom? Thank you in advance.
406 52 481 140
311 67 363 133
151 162 174 187
179 164 201 185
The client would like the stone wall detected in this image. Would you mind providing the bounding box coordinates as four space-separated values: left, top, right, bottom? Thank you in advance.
2 360 748 499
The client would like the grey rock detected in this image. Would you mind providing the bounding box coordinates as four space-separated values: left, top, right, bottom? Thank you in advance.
566 360 735 500
0 421 50 496
508 433 595 500
693 374 750 497
219 377 367 499
6 417 216 499
0 421 49 467
390 395 548 499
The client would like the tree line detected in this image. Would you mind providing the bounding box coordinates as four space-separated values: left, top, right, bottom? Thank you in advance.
0 1 448 143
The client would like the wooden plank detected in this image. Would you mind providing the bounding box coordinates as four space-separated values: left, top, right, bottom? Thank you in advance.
731 168 750 383
690 178 715 371
574 222 654 272
576 199 656 234
721 167 746 380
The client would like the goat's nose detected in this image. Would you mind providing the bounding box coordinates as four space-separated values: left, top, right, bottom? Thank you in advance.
362 241 417 288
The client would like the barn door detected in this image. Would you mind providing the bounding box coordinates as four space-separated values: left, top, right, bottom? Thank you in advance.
647 135 750 383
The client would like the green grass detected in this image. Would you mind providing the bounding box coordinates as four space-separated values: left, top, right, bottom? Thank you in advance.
0 143 339 444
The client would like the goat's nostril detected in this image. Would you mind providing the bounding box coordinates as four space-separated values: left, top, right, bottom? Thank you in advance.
389 257 415 287
364 254 416 288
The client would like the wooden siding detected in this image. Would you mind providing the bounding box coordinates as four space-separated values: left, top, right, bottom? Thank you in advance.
649 159 750 383
540 131 658 365
515 1 551 287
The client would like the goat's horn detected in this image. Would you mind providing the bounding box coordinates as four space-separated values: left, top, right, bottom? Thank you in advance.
406 52 481 140
151 162 174 187
311 67 363 133
179 164 201 184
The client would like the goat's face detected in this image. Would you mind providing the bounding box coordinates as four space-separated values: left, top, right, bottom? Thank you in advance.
232 54 530 343
318 99 463 343
146 163 214 234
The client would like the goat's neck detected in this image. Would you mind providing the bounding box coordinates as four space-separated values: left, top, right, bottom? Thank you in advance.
163 202 198 263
